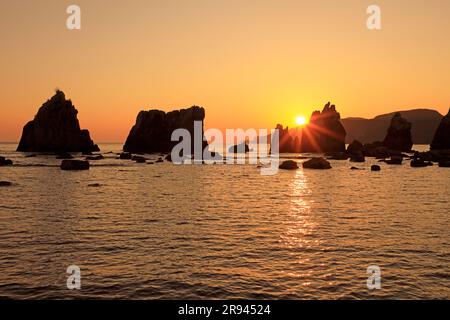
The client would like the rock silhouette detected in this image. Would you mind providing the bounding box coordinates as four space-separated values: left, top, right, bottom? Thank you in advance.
346 140 364 156
385 156 403 165
229 142 250 153
302 157 332 169
0 156 13 166
300 102 346 153
275 124 301 153
124 106 208 154
17 90 99 153
382 113 413 151
349 152 365 163
371 165 381 171
279 160 299 170
60 160 90 170
410 158 432 168
430 109 450 150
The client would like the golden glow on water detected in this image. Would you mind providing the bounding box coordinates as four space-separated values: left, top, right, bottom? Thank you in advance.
0 144 448 299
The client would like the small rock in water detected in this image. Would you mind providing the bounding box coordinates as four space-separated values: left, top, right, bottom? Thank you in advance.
0 156 13 166
132 155 147 163
60 160 90 170
349 151 365 163
119 152 132 160
326 152 349 160
350 166 362 170
279 160 299 170
88 183 101 187
0 181 13 187
410 159 431 168
303 157 332 169
385 156 403 165
371 165 381 171
86 154 104 161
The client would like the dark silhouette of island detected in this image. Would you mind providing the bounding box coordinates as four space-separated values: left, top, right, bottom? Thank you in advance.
123 106 208 154
17 90 99 153
430 108 450 150
342 109 442 144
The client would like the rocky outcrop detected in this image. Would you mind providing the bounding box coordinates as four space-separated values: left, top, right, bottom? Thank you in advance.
302 157 332 169
430 109 450 150
123 106 208 154
17 90 99 153
60 160 90 170
279 160 299 170
301 102 346 153
382 113 413 151
275 124 301 153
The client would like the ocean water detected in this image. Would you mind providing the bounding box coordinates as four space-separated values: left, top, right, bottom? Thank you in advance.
0 143 448 299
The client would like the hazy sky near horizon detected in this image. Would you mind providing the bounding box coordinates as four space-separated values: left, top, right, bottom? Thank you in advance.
0 0 449 142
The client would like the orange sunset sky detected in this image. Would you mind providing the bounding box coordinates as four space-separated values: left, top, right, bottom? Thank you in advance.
0 0 449 142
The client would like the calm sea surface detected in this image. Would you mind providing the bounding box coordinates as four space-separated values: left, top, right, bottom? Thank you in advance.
0 143 448 299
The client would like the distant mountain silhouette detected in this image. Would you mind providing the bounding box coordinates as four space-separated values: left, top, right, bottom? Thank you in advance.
342 109 443 144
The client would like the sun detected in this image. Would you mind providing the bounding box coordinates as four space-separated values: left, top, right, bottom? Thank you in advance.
295 116 307 126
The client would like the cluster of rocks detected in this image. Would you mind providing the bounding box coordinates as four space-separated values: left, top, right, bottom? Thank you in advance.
10 90 450 173
279 157 332 170
118 152 166 164
279 109 450 171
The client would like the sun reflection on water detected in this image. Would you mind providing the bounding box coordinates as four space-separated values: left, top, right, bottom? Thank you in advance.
281 170 317 249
